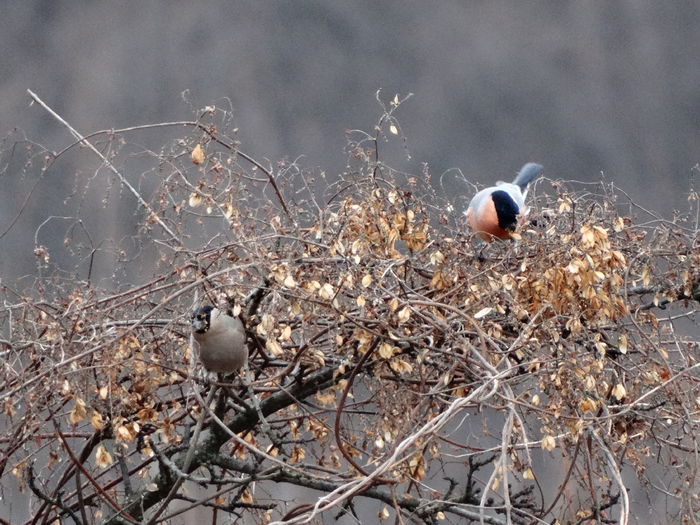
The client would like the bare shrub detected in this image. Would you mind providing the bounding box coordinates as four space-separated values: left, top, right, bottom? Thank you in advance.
1 92 698 524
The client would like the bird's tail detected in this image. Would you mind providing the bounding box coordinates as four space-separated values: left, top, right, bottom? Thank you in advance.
512 163 543 190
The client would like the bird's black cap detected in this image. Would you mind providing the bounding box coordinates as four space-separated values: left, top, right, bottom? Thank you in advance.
192 304 215 318
191 305 215 333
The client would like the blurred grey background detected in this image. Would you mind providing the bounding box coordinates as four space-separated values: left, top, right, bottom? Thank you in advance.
3 2 699 216
3 0 698 317
2 2 700 281
1 2 699 522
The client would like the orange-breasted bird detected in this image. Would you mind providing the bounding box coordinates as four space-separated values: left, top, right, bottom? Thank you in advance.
465 162 542 241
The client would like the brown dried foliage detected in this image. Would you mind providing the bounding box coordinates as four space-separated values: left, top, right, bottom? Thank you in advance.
1 99 699 524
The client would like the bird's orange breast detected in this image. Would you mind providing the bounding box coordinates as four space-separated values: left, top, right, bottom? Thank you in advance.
467 197 512 241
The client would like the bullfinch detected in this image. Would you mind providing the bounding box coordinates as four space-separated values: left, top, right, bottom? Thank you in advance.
465 162 542 241
191 305 248 373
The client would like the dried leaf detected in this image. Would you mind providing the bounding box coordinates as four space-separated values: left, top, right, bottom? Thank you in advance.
389 358 413 374
116 422 139 442
579 397 597 412
378 343 395 359
474 307 492 319
95 444 113 468
90 411 105 430
256 313 275 335
316 391 336 407
613 216 625 232
558 197 572 213
33 245 50 263
618 334 628 354
430 250 445 265
241 488 254 504
188 192 202 208
266 339 284 356
541 435 556 451
319 283 335 300
69 398 87 425
280 325 292 342
612 383 626 400
191 144 205 164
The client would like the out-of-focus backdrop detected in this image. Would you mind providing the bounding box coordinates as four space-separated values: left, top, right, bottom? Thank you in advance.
2 2 699 279
1 3 698 523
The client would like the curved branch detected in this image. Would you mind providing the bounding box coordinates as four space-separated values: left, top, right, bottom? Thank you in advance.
334 337 383 479
103 363 350 524
26 90 180 243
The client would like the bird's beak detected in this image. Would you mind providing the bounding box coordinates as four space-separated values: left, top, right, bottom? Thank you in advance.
192 318 207 332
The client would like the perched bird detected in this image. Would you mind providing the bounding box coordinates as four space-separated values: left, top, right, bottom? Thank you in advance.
191 305 248 373
465 163 543 241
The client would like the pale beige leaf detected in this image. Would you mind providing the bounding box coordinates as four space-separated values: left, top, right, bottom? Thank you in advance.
618 334 628 354
319 283 335 300
191 143 205 164
95 444 113 468
188 192 202 208
69 398 87 425
378 343 395 359
266 339 284 356
541 435 556 451
612 383 626 400
280 325 292 342
474 307 492 320
90 411 105 430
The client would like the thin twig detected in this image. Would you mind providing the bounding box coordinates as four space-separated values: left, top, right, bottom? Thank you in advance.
26 89 180 242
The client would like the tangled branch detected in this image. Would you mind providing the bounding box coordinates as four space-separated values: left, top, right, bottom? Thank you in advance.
1 94 698 524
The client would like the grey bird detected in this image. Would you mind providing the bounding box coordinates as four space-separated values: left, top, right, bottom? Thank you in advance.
191 305 248 373
465 162 543 241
